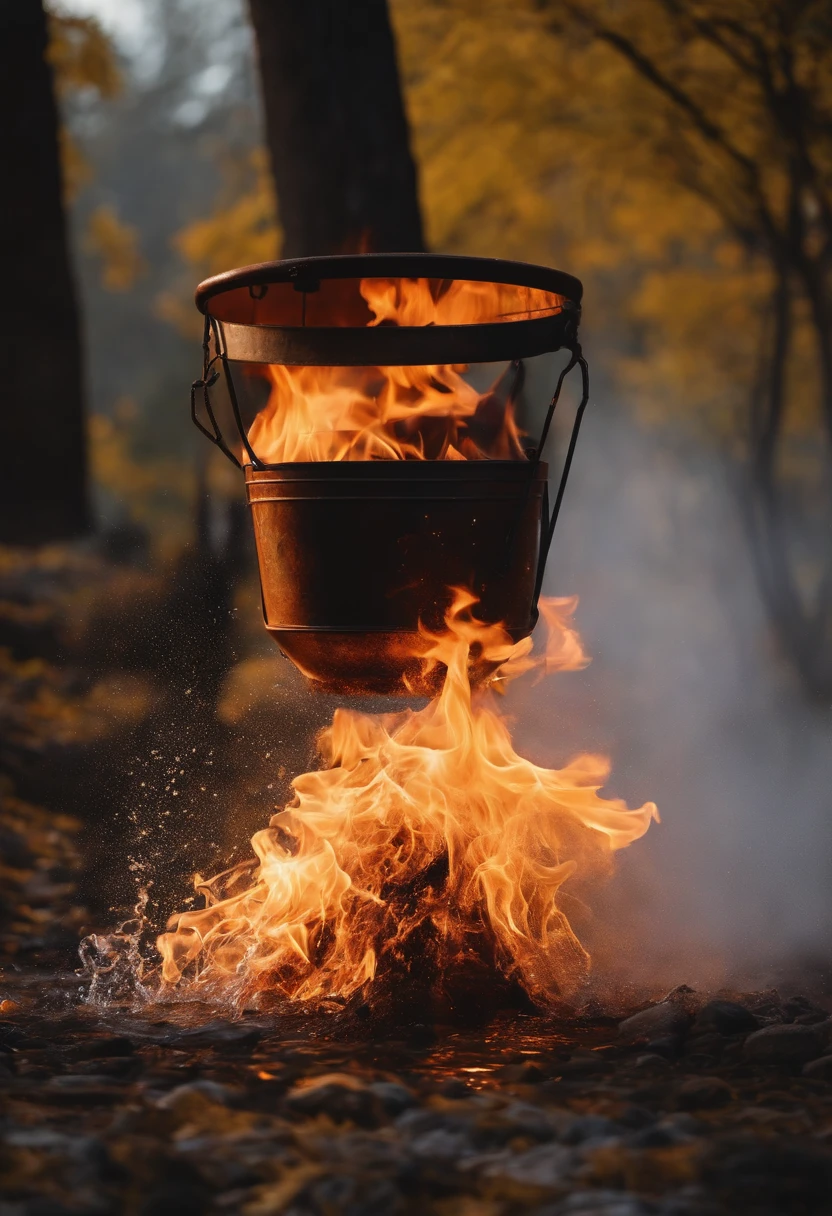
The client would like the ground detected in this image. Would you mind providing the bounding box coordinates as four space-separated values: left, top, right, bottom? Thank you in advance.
1 975 831 1215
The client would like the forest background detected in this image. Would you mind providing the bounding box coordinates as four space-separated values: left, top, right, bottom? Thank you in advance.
1 0 831 991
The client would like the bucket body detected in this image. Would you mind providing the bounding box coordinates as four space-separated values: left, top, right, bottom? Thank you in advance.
245 460 547 693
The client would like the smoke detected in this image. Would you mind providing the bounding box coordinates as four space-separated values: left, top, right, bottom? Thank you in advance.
509 390 832 994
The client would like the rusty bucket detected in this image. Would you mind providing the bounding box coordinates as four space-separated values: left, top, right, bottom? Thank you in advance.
190 254 588 694
246 459 548 693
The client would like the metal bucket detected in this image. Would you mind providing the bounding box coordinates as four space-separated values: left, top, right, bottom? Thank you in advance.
246 459 548 694
191 254 589 693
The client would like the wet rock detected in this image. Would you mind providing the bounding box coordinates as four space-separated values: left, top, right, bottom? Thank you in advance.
70 1055 139 1077
437 1076 470 1098
135 1162 211 1216
802 1054 832 1081
72 1034 134 1059
409 1123 476 1160
367 1080 416 1115
163 1020 262 1051
285 1076 382 1126
498 1100 566 1142
702 1136 832 1214
155 1081 256 1137
644 1035 684 1060
558 1055 609 1078
633 1054 670 1071
497 1060 547 1083
561 1115 621 1146
157 1079 236 1109
676 1076 732 1110
693 1000 759 1036
41 1074 123 1104
742 1023 823 1066
478 1141 576 1188
781 995 828 1024
540 1189 658 1214
626 1122 692 1149
619 1003 691 1044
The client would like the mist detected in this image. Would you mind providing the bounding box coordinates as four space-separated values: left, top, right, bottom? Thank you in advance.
508 392 832 994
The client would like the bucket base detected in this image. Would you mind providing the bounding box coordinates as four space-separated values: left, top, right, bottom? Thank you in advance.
269 628 515 697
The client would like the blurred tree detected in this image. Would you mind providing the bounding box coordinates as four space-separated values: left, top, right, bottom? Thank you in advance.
247 0 424 254
538 0 832 694
390 0 832 696
1 1 90 544
85 205 148 292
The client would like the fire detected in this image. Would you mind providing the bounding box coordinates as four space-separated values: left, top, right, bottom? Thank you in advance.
157 593 657 1013
245 277 561 464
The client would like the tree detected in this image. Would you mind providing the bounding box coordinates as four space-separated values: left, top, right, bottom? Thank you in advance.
1 1 89 544
536 0 832 696
247 0 424 255
388 0 832 696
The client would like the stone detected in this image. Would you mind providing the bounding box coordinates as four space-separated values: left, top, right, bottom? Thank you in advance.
676 1076 732 1110
561 1115 621 1145
634 1054 671 1070
781 995 828 1024
497 1060 547 1083
73 1034 134 1059
546 1190 657 1215
285 1077 380 1126
367 1080 416 1115
693 1000 759 1036
437 1076 470 1098
619 1003 691 1043
643 1036 684 1059
480 1141 575 1189
557 1055 609 1078
802 1054 832 1081
742 1023 823 1066
157 1079 235 1109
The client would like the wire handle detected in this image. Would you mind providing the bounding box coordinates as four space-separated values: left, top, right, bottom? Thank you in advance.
532 346 590 605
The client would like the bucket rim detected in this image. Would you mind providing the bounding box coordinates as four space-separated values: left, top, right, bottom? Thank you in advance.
196 253 582 314
243 458 549 482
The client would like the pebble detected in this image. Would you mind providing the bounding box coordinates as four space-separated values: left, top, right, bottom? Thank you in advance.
676 1075 732 1110
694 999 759 1036
618 1003 691 1043
544 1190 658 1214
157 1079 236 1109
742 1023 823 1065
802 1055 832 1082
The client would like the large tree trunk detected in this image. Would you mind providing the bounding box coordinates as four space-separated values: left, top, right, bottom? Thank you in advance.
247 0 424 256
0 1 89 544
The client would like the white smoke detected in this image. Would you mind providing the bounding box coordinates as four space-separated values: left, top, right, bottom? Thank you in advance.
510 388 832 995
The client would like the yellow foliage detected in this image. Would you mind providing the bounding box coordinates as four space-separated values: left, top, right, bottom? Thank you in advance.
390 0 829 443
89 402 194 559
46 10 120 200
159 149 281 337
46 12 120 99
84 204 147 292
174 150 281 275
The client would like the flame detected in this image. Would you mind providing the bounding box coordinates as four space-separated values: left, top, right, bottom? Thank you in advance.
157 594 657 1012
245 278 562 464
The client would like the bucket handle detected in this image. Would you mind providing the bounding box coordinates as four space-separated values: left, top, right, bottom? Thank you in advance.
191 314 269 470
531 345 590 606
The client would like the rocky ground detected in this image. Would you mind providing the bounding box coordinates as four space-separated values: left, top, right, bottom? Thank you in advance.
1 975 831 1215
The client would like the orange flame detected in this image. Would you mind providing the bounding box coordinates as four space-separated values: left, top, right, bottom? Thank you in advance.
245 278 561 464
157 594 657 1012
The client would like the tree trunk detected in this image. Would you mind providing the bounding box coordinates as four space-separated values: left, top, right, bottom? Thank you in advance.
744 264 832 696
0 1 89 544
247 0 425 257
